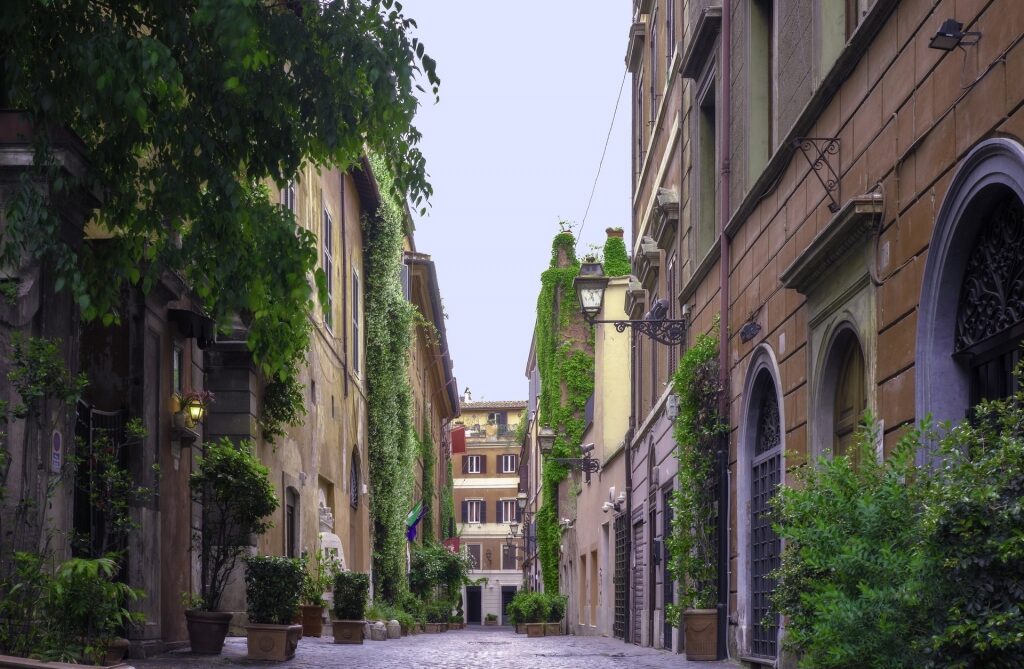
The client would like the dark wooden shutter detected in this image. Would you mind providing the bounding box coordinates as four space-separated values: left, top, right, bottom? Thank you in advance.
481 503 486 524
461 500 468 523
481 455 487 474
462 455 468 474
516 503 522 522
496 500 503 524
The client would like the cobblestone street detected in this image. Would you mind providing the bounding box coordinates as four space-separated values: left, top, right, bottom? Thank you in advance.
132 628 735 669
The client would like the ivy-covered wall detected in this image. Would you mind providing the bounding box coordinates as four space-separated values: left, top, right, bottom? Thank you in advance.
418 426 436 542
534 231 594 593
363 154 416 601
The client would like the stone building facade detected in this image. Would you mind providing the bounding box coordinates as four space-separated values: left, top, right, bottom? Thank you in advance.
454 400 526 625
623 0 1024 667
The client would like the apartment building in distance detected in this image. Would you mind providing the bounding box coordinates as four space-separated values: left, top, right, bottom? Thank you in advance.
454 398 526 625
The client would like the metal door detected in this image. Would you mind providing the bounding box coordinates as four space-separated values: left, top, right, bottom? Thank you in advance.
501 586 517 625
631 520 644 644
751 385 781 660
613 514 627 639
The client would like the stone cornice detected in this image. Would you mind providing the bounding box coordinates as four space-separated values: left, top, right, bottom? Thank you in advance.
680 5 722 80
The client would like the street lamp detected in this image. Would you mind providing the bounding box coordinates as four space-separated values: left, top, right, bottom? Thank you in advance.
573 261 688 345
537 426 555 455
516 491 527 512
184 396 206 426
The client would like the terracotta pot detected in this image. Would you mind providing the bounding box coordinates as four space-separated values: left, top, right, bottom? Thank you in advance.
185 610 233 654
525 623 545 638
515 623 526 634
544 622 562 636
331 619 364 645
484 619 498 626
424 623 442 633
300 605 324 637
292 610 303 640
683 608 717 661
246 623 302 662
103 637 130 664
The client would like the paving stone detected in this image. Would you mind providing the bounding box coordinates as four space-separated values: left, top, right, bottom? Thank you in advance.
132 627 736 669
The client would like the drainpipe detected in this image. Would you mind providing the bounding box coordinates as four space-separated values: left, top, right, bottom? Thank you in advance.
623 321 636 644
717 0 733 661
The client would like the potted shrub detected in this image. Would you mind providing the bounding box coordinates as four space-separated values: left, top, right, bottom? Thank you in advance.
544 594 566 636
243 555 304 661
186 438 278 654
520 592 549 638
43 556 145 665
449 613 464 630
299 551 335 637
424 601 449 633
665 326 725 662
484 612 498 627
331 571 369 644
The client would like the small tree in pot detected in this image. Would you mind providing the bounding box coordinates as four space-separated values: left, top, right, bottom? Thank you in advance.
243 556 304 661
331 571 369 644
186 438 278 654
299 550 336 637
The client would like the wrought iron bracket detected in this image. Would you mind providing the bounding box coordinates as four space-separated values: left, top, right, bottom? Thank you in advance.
586 317 688 345
793 137 841 213
549 455 601 482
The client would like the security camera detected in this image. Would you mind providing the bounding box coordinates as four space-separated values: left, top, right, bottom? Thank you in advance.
616 492 626 505
581 442 595 454
602 502 613 513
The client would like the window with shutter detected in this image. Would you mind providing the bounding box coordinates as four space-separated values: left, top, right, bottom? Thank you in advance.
480 455 487 474
462 455 469 474
496 500 503 524
461 500 469 523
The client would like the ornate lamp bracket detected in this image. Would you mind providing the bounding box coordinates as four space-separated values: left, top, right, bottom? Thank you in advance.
548 455 601 483
793 137 841 213
587 316 688 346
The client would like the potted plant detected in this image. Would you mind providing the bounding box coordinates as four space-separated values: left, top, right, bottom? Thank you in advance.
544 594 566 636
424 601 449 633
518 592 548 638
43 556 145 665
331 571 369 644
186 438 278 654
299 551 335 637
449 613 464 630
243 555 304 661
484 612 498 627
666 325 726 662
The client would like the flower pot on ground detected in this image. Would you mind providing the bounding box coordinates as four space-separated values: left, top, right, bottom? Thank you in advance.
331 571 369 645
424 623 442 633
185 610 234 654
525 623 545 638
544 594 566 636
682 609 717 661
103 637 130 665
299 549 336 638
243 555 304 662
515 623 526 634
187 438 278 655
484 613 498 627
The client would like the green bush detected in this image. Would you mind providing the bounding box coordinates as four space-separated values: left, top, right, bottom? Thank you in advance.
244 555 304 625
396 591 426 624
300 550 337 607
545 593 567 623
425 600 452 623
774 390 1024 669
922 397 1024 668
333 571 369 621
508 591 549 624
409 542 472 600
772 425 933 668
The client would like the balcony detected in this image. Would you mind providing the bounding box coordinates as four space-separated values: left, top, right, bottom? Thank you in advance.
465 422 517 442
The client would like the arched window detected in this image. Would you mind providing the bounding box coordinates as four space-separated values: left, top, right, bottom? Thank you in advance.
750 371 781 661
955 191 1024 405
832 331 867 461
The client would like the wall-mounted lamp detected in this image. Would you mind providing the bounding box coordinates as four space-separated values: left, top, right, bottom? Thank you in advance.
928 19 981 51
537 426 556 455
573 262 688 345
185 396 206 425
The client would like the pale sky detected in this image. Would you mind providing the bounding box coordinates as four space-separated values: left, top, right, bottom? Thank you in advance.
407 2 632 402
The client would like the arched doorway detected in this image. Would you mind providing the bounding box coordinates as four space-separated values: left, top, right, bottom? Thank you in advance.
749 372 782 661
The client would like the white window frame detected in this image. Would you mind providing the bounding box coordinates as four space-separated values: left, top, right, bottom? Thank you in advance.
467 455 482 474
466 500 483 524
281 180 296 212
467 543 482 569
501 454 517 474
351 270 360 373
501 499 517 524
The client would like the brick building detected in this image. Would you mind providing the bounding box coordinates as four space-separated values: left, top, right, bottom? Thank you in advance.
454 399 526 625
623 0 1024 666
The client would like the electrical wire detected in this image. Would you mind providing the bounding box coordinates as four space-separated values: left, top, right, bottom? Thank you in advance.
576 69 628 248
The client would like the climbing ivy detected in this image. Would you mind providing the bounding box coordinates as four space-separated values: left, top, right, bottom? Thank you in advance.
602 230 630 277
534 230 594 593
440 458 455 540
363 153 415 602
418 426 436 543
665 318 726 623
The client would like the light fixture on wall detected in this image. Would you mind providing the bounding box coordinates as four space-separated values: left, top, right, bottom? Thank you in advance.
573 261 688 345
928 19 981 51
537 426 556 455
